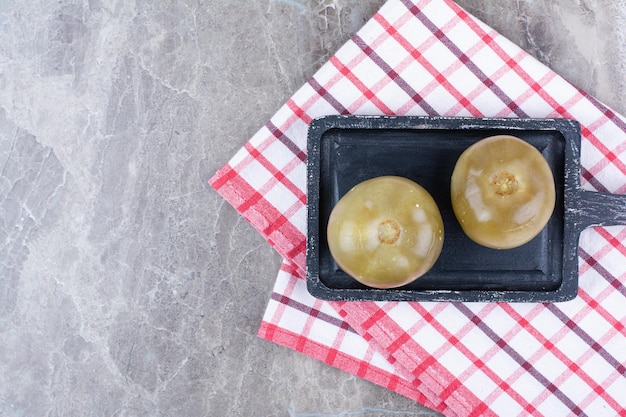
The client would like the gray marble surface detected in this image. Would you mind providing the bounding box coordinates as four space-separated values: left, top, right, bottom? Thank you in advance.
0 1 624 416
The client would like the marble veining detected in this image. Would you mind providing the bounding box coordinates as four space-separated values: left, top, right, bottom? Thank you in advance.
0 1 623 416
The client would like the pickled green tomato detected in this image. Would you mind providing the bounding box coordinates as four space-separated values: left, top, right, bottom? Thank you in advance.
327 176 444 289
450 135 556 249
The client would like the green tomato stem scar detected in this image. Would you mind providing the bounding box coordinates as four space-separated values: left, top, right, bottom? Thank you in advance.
377 219 401 244
491 171 518 196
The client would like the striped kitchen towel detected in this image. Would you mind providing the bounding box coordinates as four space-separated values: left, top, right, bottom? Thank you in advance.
210 0 626 415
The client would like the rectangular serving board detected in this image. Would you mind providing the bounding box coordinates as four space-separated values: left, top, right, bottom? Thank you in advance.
306 115 626 303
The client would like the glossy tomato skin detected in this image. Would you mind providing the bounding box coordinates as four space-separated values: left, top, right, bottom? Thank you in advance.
450 135 556 249
327 176 444 289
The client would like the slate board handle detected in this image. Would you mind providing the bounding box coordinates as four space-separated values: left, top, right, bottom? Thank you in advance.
572 190 626 230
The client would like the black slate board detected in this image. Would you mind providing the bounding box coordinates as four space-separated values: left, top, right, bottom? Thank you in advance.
306 115 626 302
